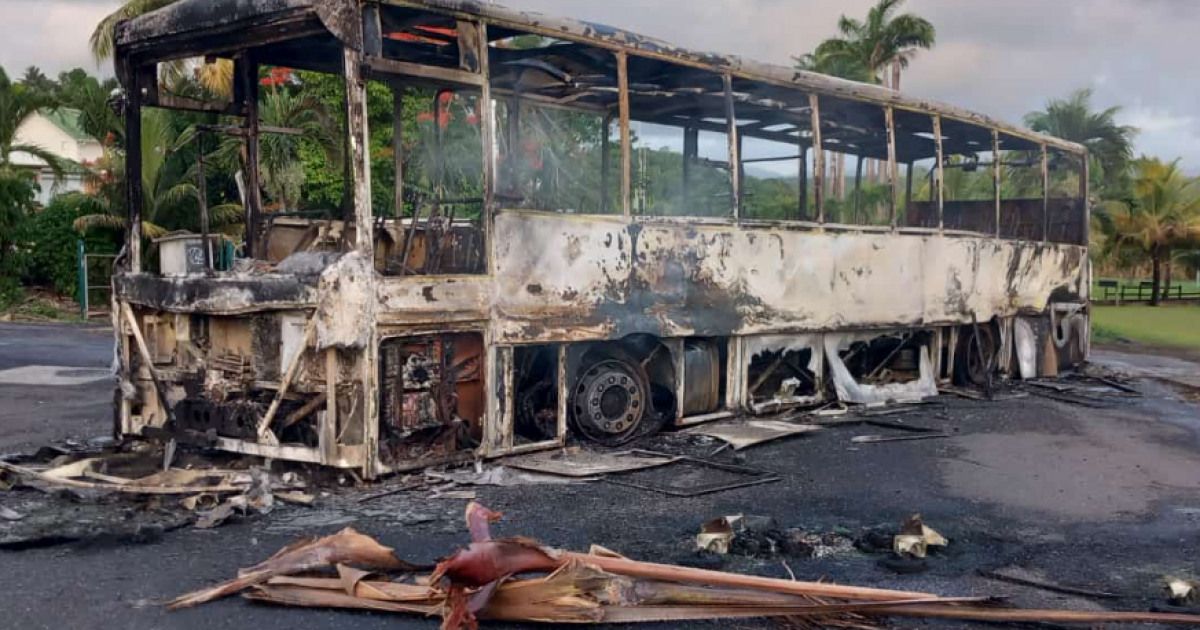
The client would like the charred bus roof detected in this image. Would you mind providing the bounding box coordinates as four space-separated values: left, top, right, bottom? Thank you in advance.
115 0 1085 160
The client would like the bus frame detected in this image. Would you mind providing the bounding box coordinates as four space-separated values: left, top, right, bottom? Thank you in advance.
111 0 1091 477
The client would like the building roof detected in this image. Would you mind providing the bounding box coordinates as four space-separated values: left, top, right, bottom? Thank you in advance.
41 108 93 143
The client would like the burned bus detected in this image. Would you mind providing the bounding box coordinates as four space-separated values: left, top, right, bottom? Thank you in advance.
110 0 1091 477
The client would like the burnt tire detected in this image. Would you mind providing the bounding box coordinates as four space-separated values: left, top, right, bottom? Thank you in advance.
570 357 649 446
954 325 996 387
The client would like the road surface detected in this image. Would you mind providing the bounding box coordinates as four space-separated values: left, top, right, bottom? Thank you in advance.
1 324 1199 630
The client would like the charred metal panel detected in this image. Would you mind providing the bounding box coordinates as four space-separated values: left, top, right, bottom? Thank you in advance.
492 211 1088 345
825 332 938 405
315 251 376 350
492 211 632 341
376 276 491 326
921 238 1087 325
115 273 318 314
116 0 360 54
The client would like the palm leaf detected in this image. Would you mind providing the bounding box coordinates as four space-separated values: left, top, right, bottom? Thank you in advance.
74 213 125 233
90 0 180 60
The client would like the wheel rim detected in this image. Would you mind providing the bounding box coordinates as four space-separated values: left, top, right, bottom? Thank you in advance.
571 359 646 445
965 329 995 384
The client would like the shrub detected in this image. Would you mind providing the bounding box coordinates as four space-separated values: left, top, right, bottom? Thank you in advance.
0 173 36 277
0 275 22 310
15 193 121 298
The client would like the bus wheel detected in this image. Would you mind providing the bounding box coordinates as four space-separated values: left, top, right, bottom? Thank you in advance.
571 357 648 446
955 325 996 386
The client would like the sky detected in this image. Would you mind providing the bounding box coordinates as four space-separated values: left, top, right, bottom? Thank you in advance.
2 0 1197 171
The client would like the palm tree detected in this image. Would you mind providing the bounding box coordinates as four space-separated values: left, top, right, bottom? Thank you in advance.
793 52 874 84
803 0 936 89
20 66 56 96
212 86 339 212
0 67 64 183
795 0 935 200
91 0 234 97
1104 157 1200 305
74 108 242 239
1 66 65 270
1025 89 1137 194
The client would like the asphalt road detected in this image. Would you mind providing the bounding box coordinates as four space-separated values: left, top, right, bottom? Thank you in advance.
2 324 1199 630
0 323 115 452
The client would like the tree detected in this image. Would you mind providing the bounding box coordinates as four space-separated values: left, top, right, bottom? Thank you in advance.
1 66 58 277
1025 89 1137 194
91 0 233 96
1104 157 1200 306
0 66 64 182
90 0 176 61
213 81 340 212
798 0 935 89
74 108 240 239
1175 249 1200 287
19 66 55 96
794 0 935 202
793 52 873 84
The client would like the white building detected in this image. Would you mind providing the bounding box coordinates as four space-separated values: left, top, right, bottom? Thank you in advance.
11 108 104 205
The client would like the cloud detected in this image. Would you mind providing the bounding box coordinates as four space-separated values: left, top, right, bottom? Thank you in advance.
0 0 118 76
1119 102 1200 167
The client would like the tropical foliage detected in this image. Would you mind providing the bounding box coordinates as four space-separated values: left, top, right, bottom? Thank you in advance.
794 0 935 88
1101 158 1200 304
1025 88 1137 193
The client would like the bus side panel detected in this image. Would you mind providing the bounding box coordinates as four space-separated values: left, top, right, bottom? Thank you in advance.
492 212 1088 346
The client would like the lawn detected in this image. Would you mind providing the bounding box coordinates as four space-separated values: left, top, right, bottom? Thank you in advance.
1091 305 1200 349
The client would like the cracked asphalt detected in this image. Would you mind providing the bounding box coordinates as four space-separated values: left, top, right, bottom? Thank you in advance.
2 322 1199 630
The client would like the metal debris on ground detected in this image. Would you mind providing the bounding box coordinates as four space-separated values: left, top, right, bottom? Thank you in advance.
504 448 679 478
168 502 1200 629
694 515 845 559
0 447 311 532
605 455 780 497
682 419 822 450
355 478 426 504
978 568 1121 600
427 465 590 487
1166 577 1199 606
852 433 953 445
695 515 740 554
892 514 948 559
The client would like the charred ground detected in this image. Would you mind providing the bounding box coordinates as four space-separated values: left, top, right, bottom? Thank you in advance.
1 322 1199 630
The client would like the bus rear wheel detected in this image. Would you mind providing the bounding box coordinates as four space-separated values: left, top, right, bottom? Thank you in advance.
955 325 996 386
570 357 648 446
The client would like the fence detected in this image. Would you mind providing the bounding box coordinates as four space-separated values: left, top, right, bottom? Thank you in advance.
1095 279 1200 304
78 239 116 321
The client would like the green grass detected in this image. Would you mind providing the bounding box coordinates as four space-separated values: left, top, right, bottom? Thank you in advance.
1091 305 1200 349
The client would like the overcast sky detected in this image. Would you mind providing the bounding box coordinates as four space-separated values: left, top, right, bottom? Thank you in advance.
2 0 1196 171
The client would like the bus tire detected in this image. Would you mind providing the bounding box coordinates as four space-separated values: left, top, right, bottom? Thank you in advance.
570 355 649 446
954 324 996 387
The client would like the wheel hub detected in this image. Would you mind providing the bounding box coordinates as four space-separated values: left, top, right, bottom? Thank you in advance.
572 359 645 443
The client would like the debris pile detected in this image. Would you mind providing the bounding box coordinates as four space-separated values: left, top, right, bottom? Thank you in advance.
0 447 312 533
170 502 1200 628
694 515 853 560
